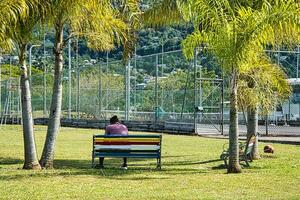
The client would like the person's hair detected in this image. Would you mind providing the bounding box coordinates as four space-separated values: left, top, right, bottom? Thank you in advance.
110 115 119 124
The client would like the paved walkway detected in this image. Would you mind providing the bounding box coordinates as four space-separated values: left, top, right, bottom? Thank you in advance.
199 134 300 145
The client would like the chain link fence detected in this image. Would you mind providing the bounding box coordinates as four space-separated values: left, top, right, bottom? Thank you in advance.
0 49 300 136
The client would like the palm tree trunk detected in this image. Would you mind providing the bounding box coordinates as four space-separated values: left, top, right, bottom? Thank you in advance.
40 23 64 168
19 44 41 170
228 72 242 173
247 106 260 159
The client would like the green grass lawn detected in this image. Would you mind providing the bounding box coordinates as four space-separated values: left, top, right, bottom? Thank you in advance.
0 125 299 200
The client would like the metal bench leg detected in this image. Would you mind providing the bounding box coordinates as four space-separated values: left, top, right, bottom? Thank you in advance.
245 159 250 167
92 156 95 168
156 158 161 170
224 157 228 167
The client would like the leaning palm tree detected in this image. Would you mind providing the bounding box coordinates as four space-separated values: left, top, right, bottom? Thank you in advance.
182 0 300 173
238 54 291 159
0 0 46 169
39 0 140 168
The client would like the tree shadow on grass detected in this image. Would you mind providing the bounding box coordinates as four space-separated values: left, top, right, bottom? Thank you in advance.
0 156 215 181
162 153 204 158
163 159 221 166
0 157 23 165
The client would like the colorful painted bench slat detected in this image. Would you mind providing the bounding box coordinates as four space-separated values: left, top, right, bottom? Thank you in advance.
92 134 162 169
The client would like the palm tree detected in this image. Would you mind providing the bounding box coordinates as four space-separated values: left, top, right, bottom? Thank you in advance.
181 0 299 173
39 0 140 168
0 0 46 169
238 56 291 159
145 0 299 173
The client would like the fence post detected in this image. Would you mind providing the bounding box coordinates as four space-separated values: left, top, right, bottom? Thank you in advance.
155 55 159 127
125 60 131 121
43 61 47 117
0 57 2 115
18 77 21 123
193 48 198 134
76 39 80 119
98 62 102 119
297 46 299 78
68 39 72 119
221 77 224 135
105 52 109 122
265 115 269 136
134 46 137 119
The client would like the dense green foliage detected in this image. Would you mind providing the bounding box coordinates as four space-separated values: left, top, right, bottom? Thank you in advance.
0 64 42 80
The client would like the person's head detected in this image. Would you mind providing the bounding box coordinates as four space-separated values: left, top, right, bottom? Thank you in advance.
110 115 119 124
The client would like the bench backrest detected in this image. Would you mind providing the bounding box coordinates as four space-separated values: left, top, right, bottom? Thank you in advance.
93 134 162 158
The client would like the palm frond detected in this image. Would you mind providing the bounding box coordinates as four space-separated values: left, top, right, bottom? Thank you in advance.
142 0 189 27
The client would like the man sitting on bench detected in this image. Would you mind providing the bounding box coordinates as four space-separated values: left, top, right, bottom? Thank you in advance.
99 115 128 169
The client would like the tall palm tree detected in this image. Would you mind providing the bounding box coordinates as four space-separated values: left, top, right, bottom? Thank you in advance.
0 0 46 169
181 0 299 173
39 0 140 168
145 0 299 173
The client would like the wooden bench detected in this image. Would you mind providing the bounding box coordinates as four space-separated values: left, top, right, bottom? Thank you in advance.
92 134 162 169
220 135 257 167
